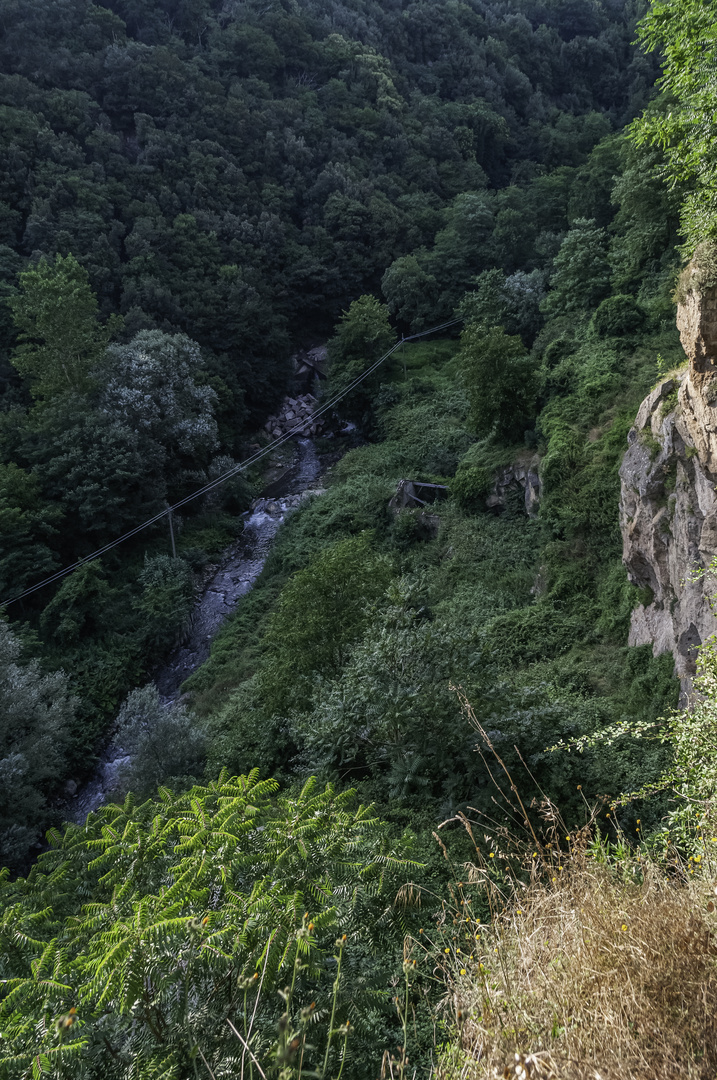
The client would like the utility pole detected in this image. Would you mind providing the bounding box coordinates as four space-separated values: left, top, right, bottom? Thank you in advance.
166 504 177 559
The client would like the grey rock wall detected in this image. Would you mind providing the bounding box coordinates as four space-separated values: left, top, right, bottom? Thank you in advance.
487 459 542 518
620 264 717 686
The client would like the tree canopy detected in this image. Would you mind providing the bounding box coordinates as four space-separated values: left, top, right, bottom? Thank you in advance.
0 621 75 871
8 255 115 400
631 0 717 250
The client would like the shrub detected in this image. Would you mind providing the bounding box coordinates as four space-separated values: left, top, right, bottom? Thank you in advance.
135 553 194 652
114 684 206 798
450 465 492 511
541 218 611 318
261 532 393 711
325 295 397 426
292 586 482 800
424 689 717 1080
590 293 646 337
0 622 75 871
459 324 537 442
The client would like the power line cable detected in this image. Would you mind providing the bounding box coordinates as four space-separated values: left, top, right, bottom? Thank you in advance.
1 316 463 607
3 318 463 604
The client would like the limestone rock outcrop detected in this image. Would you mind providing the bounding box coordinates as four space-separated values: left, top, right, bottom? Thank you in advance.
620 262 717 683
487 459 542 518
675 265 717 472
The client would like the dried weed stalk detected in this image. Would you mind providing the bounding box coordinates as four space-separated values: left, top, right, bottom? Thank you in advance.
427 690 717 1080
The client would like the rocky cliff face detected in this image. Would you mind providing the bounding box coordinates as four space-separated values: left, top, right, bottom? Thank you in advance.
620 264 717 685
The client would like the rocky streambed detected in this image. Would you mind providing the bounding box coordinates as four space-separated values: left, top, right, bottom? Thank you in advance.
70 437 325 820
263 392 328 439
156 438 323 699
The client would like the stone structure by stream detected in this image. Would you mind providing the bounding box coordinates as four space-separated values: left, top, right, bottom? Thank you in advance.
263 393 327 438
487 459 542 518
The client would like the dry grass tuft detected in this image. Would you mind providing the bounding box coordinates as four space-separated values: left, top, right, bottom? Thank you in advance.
435 861 717 1080
427 689 717 1080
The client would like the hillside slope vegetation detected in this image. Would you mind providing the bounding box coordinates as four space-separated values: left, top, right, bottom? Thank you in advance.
0 0 670 868
7 1 717 1076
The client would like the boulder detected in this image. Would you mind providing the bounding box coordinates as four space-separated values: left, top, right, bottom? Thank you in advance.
264 392 325 442
486 460 542 518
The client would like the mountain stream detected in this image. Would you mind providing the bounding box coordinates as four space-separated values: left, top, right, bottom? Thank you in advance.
70 438 324 821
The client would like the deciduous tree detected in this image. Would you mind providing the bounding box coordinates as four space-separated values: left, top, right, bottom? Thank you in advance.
8 254 117 401
325 296 397 426
541 218 611 318
459 323 537 442
0 621 75 870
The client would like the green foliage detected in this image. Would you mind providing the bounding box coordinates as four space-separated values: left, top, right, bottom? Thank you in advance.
609 142 682 296
0 12 692 1045
459 324 537 441
204 675 293 783
325 296 397 426
114 685 206 798
19 393 169 540
537 414 637 605
8 255 117 401
0 774 409 1079
40 561 116 647
193 273 678 828
101 331 219 468
590 295 647 338
292 580 484 801
631 0 717 251
0 464 59 600
483 602 593 667
0 621 75 871
135 554 194 654
539 342 625 430
450 465 492 512
459 268 545 345
557 625 717 847
261 532 392 712
381 255 439 332
541 218 611 318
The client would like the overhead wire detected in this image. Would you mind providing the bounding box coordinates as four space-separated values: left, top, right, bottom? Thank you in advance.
1 316 464 607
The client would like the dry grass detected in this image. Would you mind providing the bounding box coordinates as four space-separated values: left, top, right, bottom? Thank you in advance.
425 691 717 1080
433 861 717 1080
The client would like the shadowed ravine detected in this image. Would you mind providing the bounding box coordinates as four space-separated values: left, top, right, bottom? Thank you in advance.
70 438 324 821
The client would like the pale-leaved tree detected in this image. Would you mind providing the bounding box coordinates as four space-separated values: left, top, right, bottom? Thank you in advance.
101 330 219 465
114 684 206 798
0 621 75 869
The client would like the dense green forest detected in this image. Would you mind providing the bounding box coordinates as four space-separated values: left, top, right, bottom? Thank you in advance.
3 0 716 1076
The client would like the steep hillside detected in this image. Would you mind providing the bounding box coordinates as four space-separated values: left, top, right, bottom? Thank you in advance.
0 0 674 870
8 2 717 1077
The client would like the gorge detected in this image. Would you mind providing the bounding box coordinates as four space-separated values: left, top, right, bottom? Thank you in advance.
5 0 717 1076
71 433 326 819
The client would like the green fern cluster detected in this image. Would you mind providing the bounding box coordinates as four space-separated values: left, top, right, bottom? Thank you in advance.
0 773 410 1080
